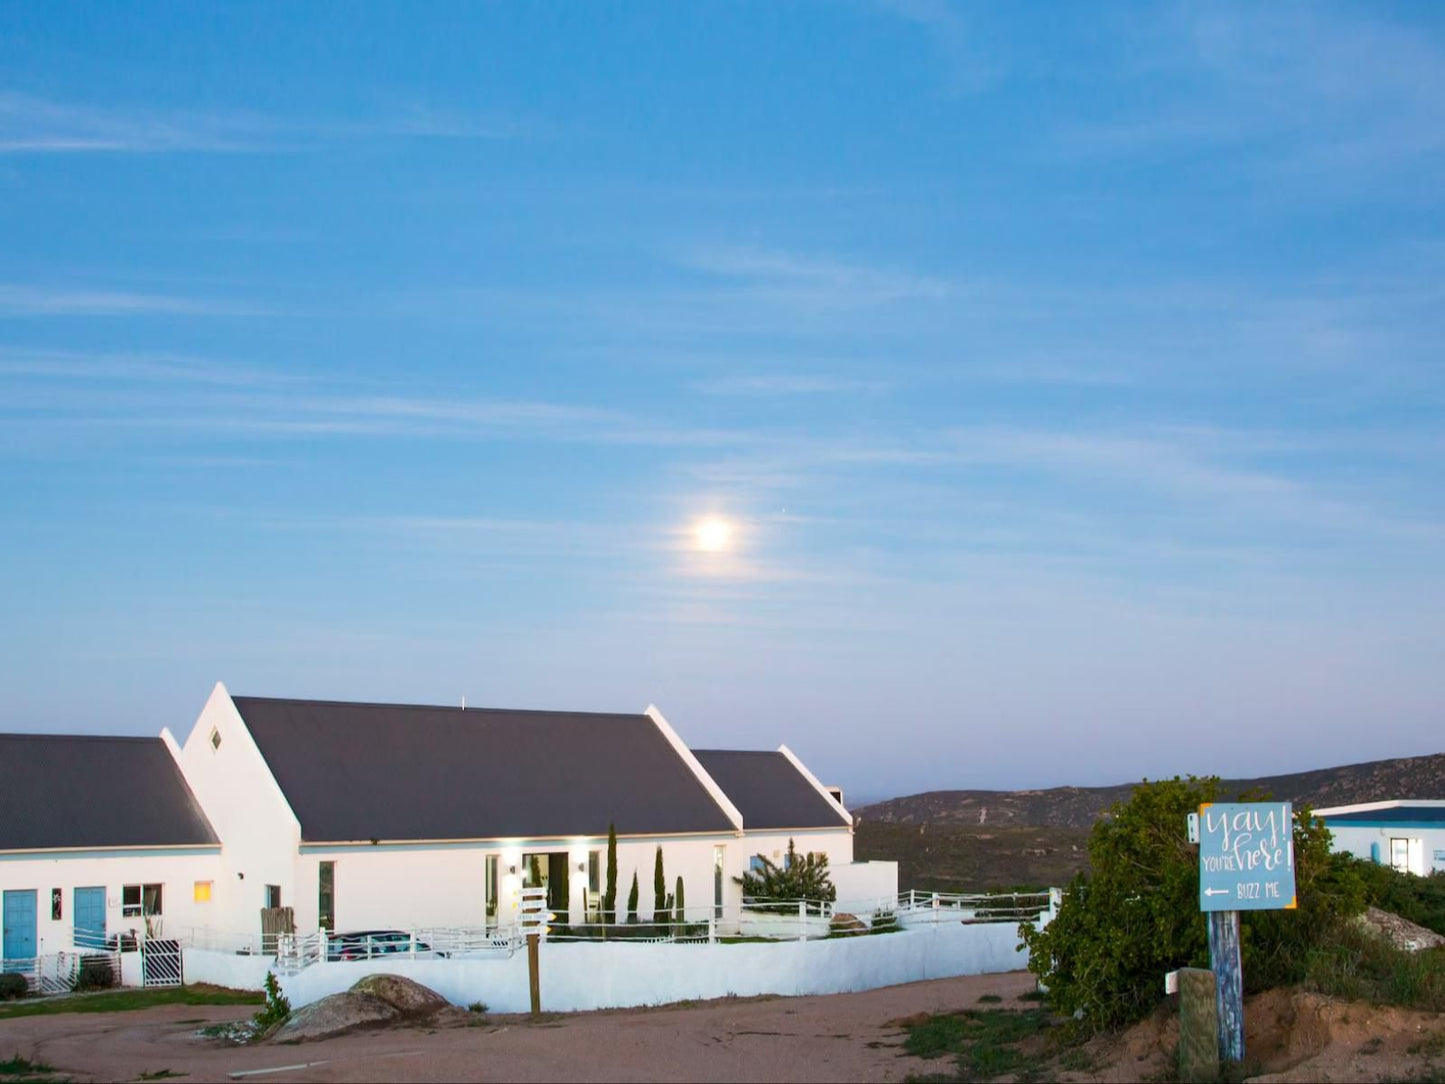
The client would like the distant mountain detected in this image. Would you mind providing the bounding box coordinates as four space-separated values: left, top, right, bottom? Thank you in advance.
857 752 1445 830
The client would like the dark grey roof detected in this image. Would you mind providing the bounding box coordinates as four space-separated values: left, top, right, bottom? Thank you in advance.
693 750 851 831
0 735 219 851
232 697 737 842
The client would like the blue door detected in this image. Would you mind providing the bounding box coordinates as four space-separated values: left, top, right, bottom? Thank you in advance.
3 889 37 964
74 887 106 950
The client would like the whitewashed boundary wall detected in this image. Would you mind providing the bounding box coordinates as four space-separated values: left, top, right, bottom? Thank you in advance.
182 948 277 991
277 920 1036 1013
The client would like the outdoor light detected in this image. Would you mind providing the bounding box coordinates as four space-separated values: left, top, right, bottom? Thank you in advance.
577 861 586 873
508 864 517 875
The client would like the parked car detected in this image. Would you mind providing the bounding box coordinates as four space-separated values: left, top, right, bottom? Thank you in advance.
325 930 448 962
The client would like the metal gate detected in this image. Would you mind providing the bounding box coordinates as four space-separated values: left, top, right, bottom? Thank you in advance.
141 938 183 987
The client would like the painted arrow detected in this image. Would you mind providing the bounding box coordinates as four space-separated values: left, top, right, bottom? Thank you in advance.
1203 888 1231 896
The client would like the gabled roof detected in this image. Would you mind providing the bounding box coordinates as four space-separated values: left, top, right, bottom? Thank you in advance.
692 749 851 831
0 734 219 851
232 696 738 842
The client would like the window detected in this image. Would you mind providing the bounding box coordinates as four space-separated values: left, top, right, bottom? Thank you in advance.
264 885 282 909
587 851 601 894
318 862 335 931
209 727 222 751
123 883 163 917
194 881 213 904
51 888 62 921
483 855 497 922
749 855 768 873
1391 838 1410 874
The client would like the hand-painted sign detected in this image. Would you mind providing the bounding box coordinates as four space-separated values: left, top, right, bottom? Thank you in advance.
1197 802 1297 912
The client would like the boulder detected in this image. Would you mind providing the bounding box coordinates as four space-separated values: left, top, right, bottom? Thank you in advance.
350 973 452 1017
271 991 401 1043
270 974 458 1044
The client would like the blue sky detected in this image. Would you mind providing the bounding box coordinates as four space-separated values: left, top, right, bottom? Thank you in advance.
2 2 1442 800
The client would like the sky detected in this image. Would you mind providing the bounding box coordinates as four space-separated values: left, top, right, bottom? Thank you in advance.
1 2 1443 802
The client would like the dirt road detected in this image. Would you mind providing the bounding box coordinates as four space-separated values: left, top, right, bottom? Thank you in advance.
1 970 1039 1083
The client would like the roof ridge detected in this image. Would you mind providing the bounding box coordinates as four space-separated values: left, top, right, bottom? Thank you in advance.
0 733 161 744
694 748 781 756
232 695 644 719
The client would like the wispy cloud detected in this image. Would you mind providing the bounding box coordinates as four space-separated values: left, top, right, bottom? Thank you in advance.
682 245 953 307
1050 5 1445 193
692 373 887 396
0 346 297 386
0 91 526 155
0 284 267 317
871 0 1007 95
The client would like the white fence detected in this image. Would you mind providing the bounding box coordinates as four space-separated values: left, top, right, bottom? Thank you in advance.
3 950 124 995
277 919 1041 1013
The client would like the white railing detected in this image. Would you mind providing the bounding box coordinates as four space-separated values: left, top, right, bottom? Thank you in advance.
893 889 1055 923
2 950 123 995
176 887 1060 977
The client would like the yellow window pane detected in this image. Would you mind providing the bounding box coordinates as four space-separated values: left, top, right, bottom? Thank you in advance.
194 881 213 903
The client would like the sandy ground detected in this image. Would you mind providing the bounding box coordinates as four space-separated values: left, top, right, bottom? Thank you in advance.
0 970 1039 1083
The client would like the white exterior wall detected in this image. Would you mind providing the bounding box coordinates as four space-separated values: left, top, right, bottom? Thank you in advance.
1327 824 1445 876
0 849 222 956
166 683 303 941
279 920 1037 1012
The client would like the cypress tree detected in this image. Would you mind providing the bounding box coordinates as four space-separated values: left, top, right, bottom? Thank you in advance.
674 874 685 930
653 845 666 920
627 872 640 924
603 821 618 924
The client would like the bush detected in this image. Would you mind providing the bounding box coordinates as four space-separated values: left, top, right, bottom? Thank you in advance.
603 822 618 924
71 956 117 992
251 972 291 1033
1344 860 1445 937
736 839 837 915
0 973 28 1000
1020 777 1367 1030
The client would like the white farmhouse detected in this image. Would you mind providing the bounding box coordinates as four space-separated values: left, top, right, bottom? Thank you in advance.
0 735 221 961
2 683 895 965
1315 800 1445 876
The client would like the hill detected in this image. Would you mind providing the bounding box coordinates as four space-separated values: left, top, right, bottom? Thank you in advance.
855 751 1445 830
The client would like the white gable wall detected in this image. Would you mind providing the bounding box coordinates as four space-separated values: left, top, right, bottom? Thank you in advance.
167 683 303 941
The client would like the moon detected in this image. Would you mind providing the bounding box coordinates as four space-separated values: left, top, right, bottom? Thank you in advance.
694 516 734 552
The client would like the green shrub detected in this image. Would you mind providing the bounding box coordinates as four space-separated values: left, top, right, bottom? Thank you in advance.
71 956 117 992
0 974 28 1001
603 822 618 924
674 875 685 929
1020 776 1367 1030
654 845 666 921
626 872 639 924
251 972 291 1033
1344 860 1445 937
735 839 837 914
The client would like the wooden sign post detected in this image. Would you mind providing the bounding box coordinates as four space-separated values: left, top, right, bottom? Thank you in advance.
519 885 549 1016
1192 802 1297 1068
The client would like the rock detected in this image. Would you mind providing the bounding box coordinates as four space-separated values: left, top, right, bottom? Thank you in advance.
270 974 458 1044
829 912 868 936
350 973 451 1017
271 991 402 1043
1356 907 1445 953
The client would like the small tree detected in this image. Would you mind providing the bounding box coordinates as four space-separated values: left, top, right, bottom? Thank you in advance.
626 871 640 924
735 839 836 914
603 821 618 924
674 875 686 931
653 845 667 921
1019 776 1366 1030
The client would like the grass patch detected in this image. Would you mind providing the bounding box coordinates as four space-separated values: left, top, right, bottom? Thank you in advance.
0 985 261 1021
135 1073 185 1081
977 994 1002 1003
1017 989 1046 1002
1 1056 56 1076
902 1008 1055 1081
1295 927 1445 1012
